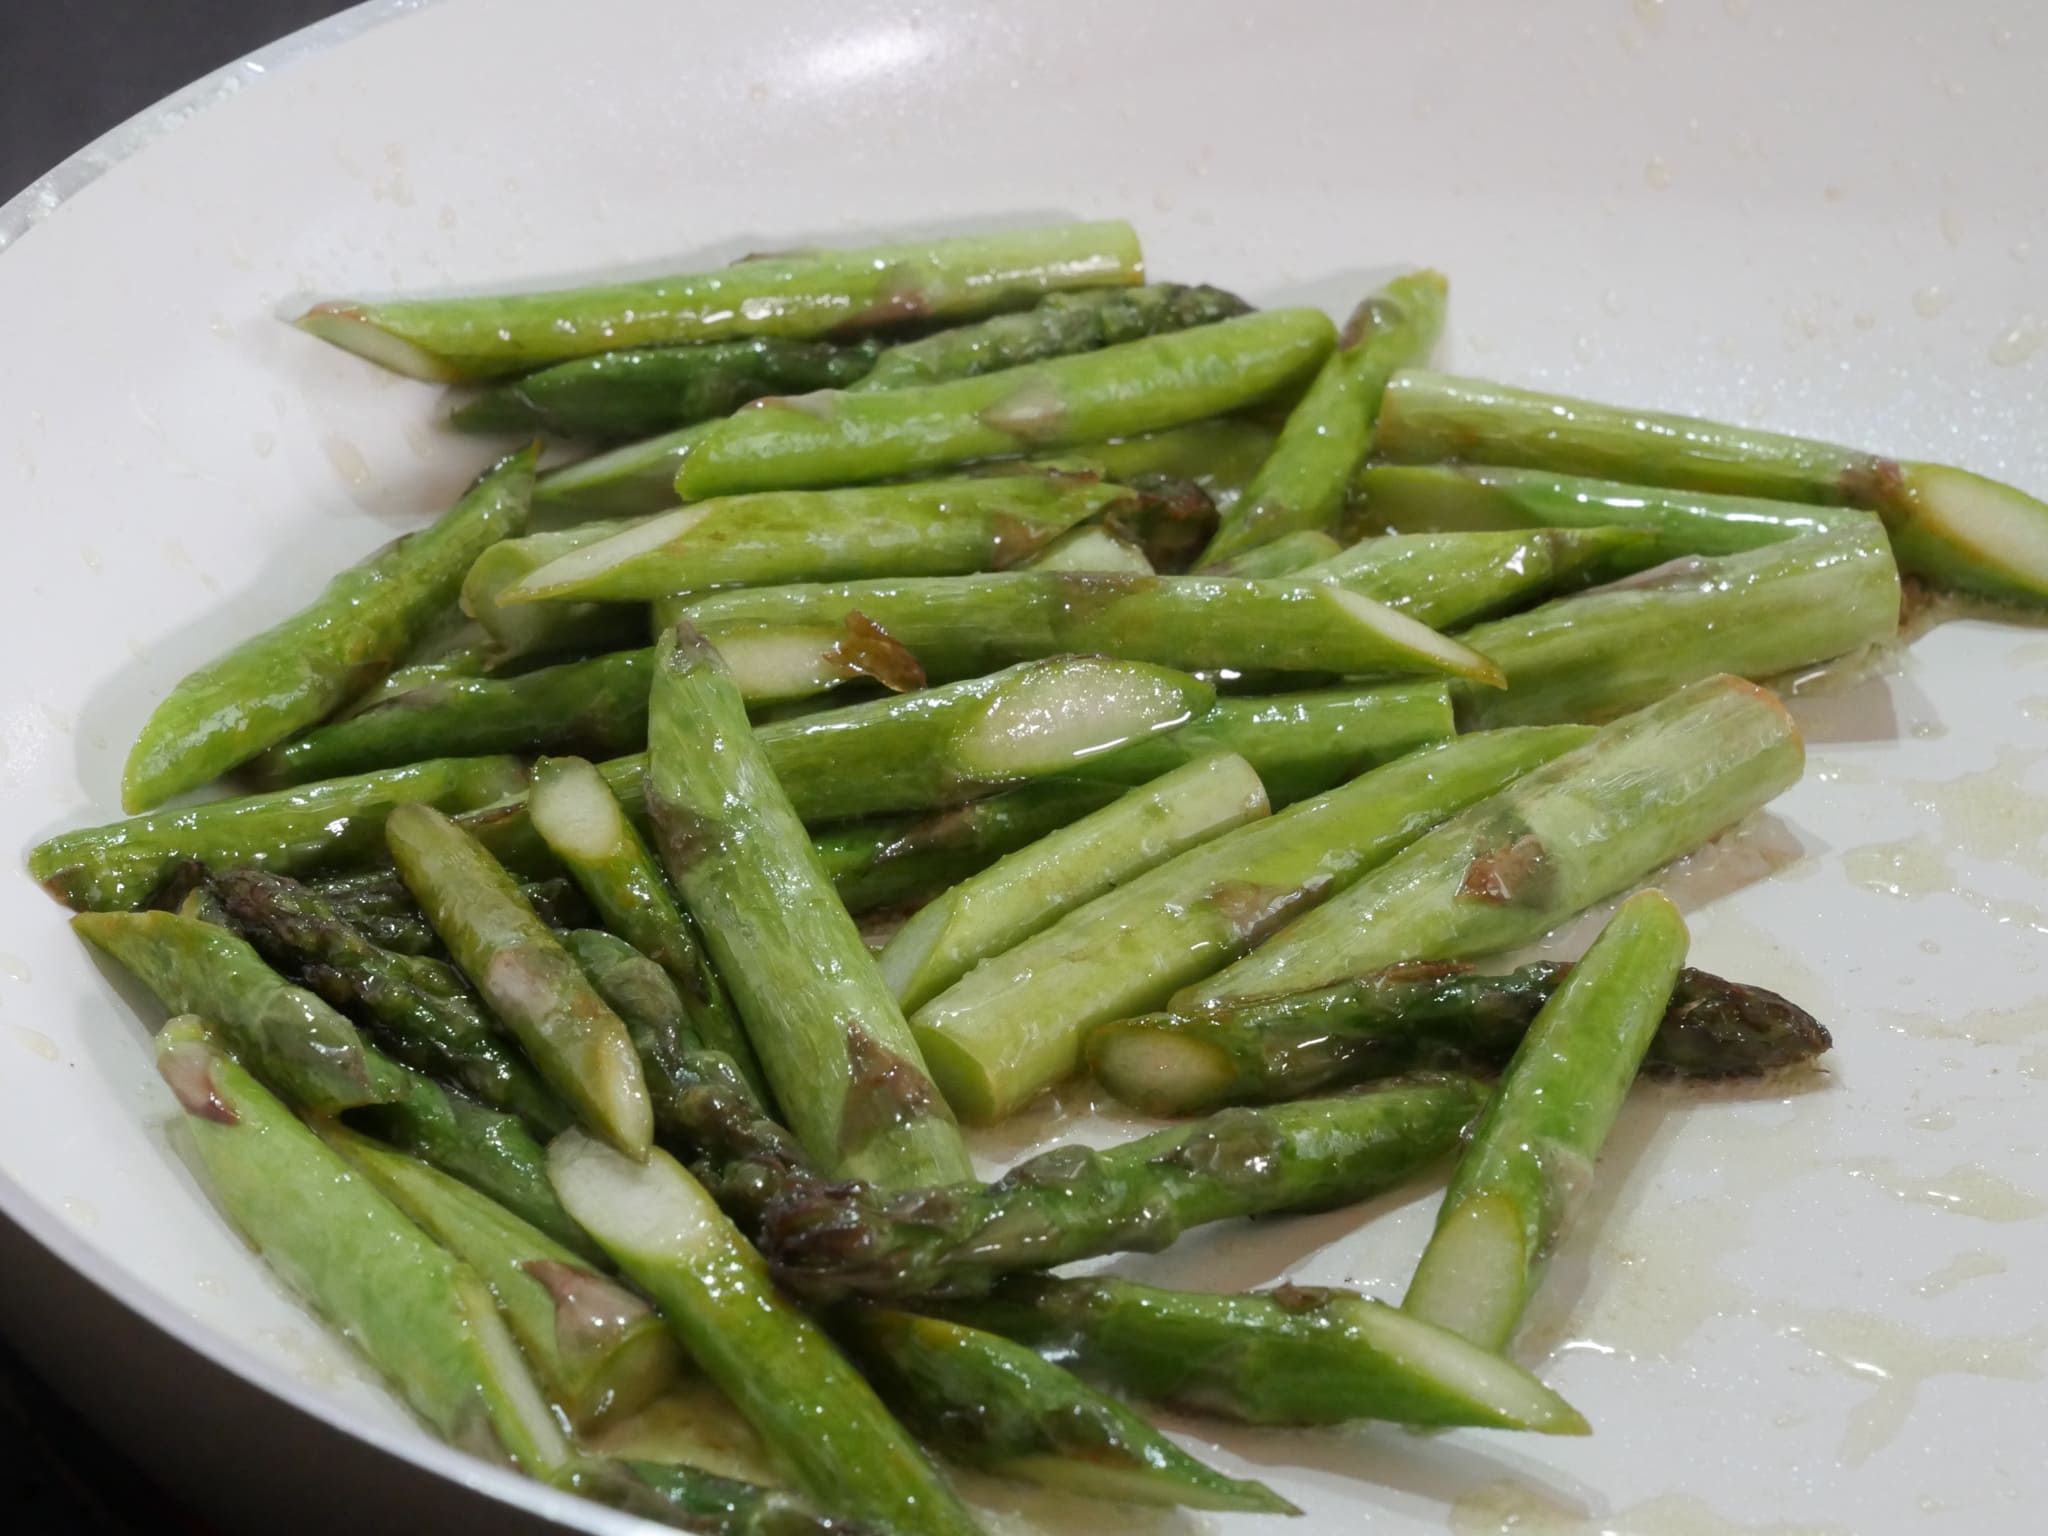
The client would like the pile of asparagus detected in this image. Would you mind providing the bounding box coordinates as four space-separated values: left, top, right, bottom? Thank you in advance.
33 218 2045 1534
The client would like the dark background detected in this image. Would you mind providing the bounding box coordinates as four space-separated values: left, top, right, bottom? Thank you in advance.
2 0 349 196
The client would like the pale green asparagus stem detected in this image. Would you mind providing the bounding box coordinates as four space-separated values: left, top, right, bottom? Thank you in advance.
1301 527 1663 628
1016 523 1155 575
1200 529 1342 578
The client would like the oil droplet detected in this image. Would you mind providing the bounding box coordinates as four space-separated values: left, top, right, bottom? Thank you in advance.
1842 1158 2048 1222
1853 309 1876 330
1912 284 1952 318
1912 1106 1956 1132
1448 1483 1848 1536
256 1327 345 1389
80 545 102 572
1842 836 1952 899
1988 315 2044 366
1644 156 1674 189
8 1025 58 1061
2023 1047 2048 1081
1914 1251 2006 1297
1907 744 2048 876
251 429 276 459
1939 207 1966 246
61 1197 97 1228
195 1273 228 1298
0 953 32 982
319 433 370 489
2012 239 2033 264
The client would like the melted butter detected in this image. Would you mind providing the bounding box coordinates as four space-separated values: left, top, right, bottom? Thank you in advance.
1448 1483 1849 1536
1841 1158 2048 1222
1885 999 2048 1049
1914 1251 2006 1297
8 1024 58 1061
1906 744 2048 878
1842 836 2048 934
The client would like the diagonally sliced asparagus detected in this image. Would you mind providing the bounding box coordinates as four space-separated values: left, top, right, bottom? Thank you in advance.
645 623 970 1188
1087 958 1831 1115
1300 527 1663 628
1374 368 2048 606
1200 528 1342 578
123 449 535 811
878 752 1269 1013
387 804 652 1158
934 1274 1588 1433
299 221 1144 380
159 1024 568 1471
910 727 1590 1122
323 1122 681 1428
461 519 650 669
548 1132 983 1536
1404 891 1689 1350
1016 522 1155 575
1185 674 1803 1006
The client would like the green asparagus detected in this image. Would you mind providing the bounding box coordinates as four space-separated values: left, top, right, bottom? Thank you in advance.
1302 527 1664 628
765 1077 1484 1300
387 804 652 1157
646 623 971 1188
461 521 650 669
123 449 535 810
349 609 501 712
1088 959 1830 1116
672 310 1336 498
910 727 1590 1122
1374 369 2048 606
548 1133 982 1536
678 570 1504 686
160 1024 568 1470
1405 891 1689 1350
1451 522 1901 728
1201 529 1342 578
837 1309 1294 1513
607 1458 875 1536
324 1123 681 1427
934 1274 1588 1433
879 753 1268 1013
1028 419 1278 514
533 423 716 521
1017 522 1154 575
454 337 883 439
1199 271 1446 565
300 221 1144 380
1185 674 1803 1006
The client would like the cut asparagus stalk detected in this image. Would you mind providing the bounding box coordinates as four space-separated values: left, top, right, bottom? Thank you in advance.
910 728 1590 1122
837 1308 1295 1513
1301 526 1664 628
855 282 1253 392
510 475 1130 604
1405 891 1689 1350
646 623 971 1188
879 753 1269 1013
534 423 716 522
1199 271 1447 565
123 450 534 811
207 867 571 1133
1353 463 1871 557
299 221 1144 381
935 1274 1588 1433
1016 522 1155 575
1375 369 2048 606
1201 529 1342 578
1026 418 1279 515
710 617 926 708
323 1123 681 1427
1450 522 1901 728
75 911 391 1113
1087 958 1831 1115
462 518 650 668
678 570 1504 686
765 1076 1484 1299
348 608 501 714
387 804 652 1158
454 337 883 439
603 1458 869 1536
548 1132 982 1536
159 1024 568 1471
673 310 1336 498
1186 674 1803 1006
530 756 767 1104
814 783 1126 916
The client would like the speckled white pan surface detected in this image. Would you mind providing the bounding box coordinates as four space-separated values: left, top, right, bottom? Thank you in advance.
1 1 2045 1532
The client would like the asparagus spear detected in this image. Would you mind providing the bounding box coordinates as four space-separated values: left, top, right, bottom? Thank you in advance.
300 221 1143 380
1016 522 1155 575
461 521 650 670
814 783 1126 916
1374 369 2048 606
1451 522 1901 728
1186 674 1803 1006
207 867 570 1132
879 753 1268 1012
75 910 391 1112
349 608 501 713
548 1133 983 1536
306 869 591 934
1303 526 1663 628
609 1458 878 1536
837 1309 1294 1513
159 1023 569 1470
856 282 1253 391
123 450 535 811
1405 891 1689 1350
647 623 971 1188
323 1123 681 1427
534 423 717 521
1028 419 1278 515
1199 271 1447 565
934 1274 1588 1433
765 1076 1484 1299
1088 959 1830 1116
677 570 1504 686
1201 529 1342 578
529 755 767 1103
1352 463 1869 558
910 728 1590 1122
387 803 653 1158
710 618 926 708
31 755 533 914
672 310 1336 498
510 475 1131 605
454 337 883 439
